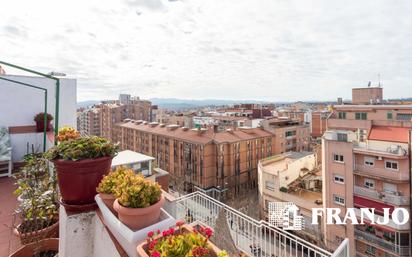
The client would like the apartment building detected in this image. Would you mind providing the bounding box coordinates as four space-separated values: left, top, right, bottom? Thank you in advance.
77 94 152 138
311 111 330 139
323 88 412 257
261 118 311 153
77 108 102 136
258 151 324 245
112 121 276 194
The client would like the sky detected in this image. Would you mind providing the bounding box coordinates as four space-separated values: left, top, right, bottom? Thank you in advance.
1 0 412 102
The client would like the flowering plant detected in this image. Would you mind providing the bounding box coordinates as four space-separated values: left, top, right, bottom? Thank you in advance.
145 221 214 257
56 126 80 142
34 112 53 122
114 173 161 208
97 166 134 195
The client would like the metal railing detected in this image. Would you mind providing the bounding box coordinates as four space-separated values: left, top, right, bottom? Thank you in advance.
355 229 410 256
165 191 349 257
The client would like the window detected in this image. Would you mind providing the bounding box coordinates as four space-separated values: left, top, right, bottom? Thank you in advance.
333 195 345 205
265 181 275 191
285 131 296 137
355 112 367 120
396 113 412 121
337 133 347 142
364 179 375 189
387 112 393 120
364 156 375 166
365 245 376 256
385 160 399 170
333 174 345 184
338 112 346 119
333 154 344 163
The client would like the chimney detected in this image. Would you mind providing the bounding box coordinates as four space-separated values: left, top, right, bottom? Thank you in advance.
337 97 343 105
213 125 219 133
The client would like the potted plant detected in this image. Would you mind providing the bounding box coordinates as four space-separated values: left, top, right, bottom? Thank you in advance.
34 112 53 132
97 166 134 214
137 221 232 257
13 156 59 245
9 238 59 257
113 173 164 230
45 135 118 209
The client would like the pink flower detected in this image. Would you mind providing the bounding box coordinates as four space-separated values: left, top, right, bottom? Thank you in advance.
151 250 160 257
168 228 175 235
204 227 213 238
147 231 154 238
157 229 161 234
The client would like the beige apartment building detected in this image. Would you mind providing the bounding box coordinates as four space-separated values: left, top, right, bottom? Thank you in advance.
258 151 324 245
323 87 412 257
112 121 276 194
261 118 311 153
77 108 102 136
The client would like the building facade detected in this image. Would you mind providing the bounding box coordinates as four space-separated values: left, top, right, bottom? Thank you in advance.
112 121 276 194
261 118 311 153
323 104 412 257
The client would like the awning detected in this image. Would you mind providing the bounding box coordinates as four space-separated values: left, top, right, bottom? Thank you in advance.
354 196 394 215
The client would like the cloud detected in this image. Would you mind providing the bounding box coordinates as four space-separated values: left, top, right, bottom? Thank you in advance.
1 0 412 102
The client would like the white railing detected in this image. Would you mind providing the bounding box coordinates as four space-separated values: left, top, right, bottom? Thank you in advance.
164 191 349 257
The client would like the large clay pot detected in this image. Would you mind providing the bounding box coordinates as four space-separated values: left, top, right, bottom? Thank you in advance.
99 193 116 214
35 120 52 132
113 195 165 230
9 238 59 257
53 157 112 206
13 220 59 245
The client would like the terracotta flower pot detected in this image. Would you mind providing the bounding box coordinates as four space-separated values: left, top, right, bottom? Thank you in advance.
113 195 165 230
13 220 59 245
35 120 52 132
99 192 116 214
53 156 112 207
9 238 59 257
136 224 221 257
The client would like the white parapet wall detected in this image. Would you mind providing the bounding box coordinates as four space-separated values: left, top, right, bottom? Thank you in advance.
59 206 121 257
0 75 77 161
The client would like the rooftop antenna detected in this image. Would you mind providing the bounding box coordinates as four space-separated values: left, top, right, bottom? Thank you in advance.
367 81 371 87
378 73 381 87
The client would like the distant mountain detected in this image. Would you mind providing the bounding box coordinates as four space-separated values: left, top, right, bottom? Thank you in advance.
149 98 272 110
77 100 101 109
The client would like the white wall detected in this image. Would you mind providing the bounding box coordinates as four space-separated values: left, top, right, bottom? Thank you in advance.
0 75 77 161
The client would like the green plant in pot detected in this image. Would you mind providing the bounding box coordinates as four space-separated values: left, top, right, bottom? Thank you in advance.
97 166 134 214
13 157 59 246
113 173 164 230
45 135 118 210
34 112 53 132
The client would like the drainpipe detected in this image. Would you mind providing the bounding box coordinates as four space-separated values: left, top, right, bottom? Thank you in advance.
408 130 412 256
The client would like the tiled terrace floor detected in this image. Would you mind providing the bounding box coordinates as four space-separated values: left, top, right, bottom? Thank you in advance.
0 177 20 257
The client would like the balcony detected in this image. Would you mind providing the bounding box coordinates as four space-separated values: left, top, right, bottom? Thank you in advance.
355 228 410 256
354 186 409 206
354 164 409 182
353 207 410 230
353 144 408 160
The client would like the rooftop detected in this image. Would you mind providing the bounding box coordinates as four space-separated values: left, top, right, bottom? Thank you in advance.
111 150 155 167
260 151 314 176
368 126 411 143
118 121 274 144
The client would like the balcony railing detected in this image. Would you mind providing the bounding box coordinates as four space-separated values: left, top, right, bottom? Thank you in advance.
355 229 410 256
353 186 409 206
354 164 409 181
163 190 350 257
353 208 410 230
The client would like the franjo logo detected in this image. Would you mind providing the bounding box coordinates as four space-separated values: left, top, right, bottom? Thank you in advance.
312 208 410 225
268 202 410 230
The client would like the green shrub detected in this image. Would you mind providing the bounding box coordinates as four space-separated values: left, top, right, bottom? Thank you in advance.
45 136 118 161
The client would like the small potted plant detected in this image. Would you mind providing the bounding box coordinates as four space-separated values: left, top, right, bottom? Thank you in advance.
45 135 118 209
113 173 164 230
9 238 59 257
137 221 228 257
34 112 53 132
97 166 134 214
